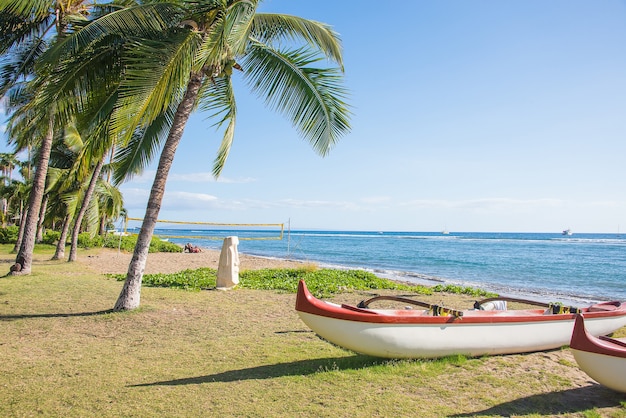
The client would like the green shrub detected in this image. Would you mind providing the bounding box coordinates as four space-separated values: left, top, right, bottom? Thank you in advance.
149 238 183 253
102 234 137 252
102 234 182 253
111 266 496 299
42 230 61 245
77 232 103 249
0 226 18 244
112 267 435 296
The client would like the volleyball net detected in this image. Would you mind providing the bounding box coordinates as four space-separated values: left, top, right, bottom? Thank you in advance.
124 217 284 241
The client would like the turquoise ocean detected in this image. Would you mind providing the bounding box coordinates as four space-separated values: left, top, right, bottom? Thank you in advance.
147 228 625 305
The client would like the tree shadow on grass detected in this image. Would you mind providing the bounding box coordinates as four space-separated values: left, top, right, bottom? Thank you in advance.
0 310 114 321
130 355 381 387
450 385 625 417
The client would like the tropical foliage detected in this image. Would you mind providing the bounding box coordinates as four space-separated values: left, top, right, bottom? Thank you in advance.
1 0 351 311
109 266 496 299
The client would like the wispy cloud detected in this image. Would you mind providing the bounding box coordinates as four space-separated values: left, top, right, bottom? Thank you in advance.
401 197 566 212
170 172 257 184
124 170 256 185
360 196 392 204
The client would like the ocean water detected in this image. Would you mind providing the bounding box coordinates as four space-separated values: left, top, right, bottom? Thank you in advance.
151 228 626 304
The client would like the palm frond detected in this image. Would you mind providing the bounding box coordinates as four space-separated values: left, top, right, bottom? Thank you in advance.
111 103 178 185
250 13 343 68
197 76 237 177
242 42 350 156
109 30 200 144
42 3 183 65
0 36 49 98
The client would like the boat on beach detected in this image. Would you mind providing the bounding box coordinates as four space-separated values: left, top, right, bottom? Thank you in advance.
570 314 626 393
295 280 626 359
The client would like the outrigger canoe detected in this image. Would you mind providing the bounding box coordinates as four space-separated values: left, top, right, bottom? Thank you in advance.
570 315 626 393
295 280 626 359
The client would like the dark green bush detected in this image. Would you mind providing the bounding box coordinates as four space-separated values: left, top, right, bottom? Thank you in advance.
102 234 137 252
0 226 18 244
77 232 103 249
102 234 182 253
42 230 61 245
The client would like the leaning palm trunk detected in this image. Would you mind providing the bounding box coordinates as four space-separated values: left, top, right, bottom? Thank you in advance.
12 206 27 253
114 73 203 310
68 158 104 262
51 213 71 260
36 194 48 243
11 120 53 274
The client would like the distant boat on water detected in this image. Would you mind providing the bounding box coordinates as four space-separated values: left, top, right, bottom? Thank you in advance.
562 229 573 236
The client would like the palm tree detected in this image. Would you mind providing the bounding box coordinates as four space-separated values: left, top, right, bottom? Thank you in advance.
40 0 351 310
0 153 19 226
0 177 27 228
0 0 95 274
97 179 125 236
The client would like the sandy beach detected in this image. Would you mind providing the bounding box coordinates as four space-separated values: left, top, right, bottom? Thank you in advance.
78 247 307 275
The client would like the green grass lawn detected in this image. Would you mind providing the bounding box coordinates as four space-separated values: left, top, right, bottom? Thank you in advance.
1 246 625 417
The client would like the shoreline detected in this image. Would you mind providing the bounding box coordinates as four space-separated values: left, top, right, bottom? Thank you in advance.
79 247 603 306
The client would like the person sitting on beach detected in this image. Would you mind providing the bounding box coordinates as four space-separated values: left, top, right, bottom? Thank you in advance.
184 243 202 253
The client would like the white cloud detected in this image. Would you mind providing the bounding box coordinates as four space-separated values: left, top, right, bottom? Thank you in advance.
401 197 565 212
360 196 392 204
123 170 255 185
169 172 257 184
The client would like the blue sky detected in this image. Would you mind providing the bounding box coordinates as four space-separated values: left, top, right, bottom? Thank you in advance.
5 0 626 233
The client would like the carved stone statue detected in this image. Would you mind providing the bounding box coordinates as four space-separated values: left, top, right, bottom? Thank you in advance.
216 236 240 289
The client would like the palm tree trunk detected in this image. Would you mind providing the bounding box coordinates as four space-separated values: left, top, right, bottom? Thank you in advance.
36 194 48 243
51 213 71 260
11 118 53 274
114 72 203 311
1 198 7 228
12 206 27 253
68 157 104 262
99 216 106 236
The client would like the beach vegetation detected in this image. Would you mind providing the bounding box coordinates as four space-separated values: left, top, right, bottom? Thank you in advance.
432 283 497 297
0 225 19 243
110 266 496 300
80 233 182 253
41 230 61 245
0 229 180 254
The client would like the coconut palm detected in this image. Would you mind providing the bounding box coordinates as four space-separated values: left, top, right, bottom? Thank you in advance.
0 0 97 274
97 179 125 236
0 177 27 228
0 153 19 226
40 0 351 310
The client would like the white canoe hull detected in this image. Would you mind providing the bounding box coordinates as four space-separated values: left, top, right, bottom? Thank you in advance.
571 350 626 393
296 281 626 359
570 315 626 393
298 311 626 359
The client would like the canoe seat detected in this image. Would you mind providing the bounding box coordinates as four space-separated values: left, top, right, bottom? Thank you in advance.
599 335 626 348
588 301 621 312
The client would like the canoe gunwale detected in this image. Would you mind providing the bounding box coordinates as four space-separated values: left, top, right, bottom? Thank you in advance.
570 314 626 359
295 280 626 326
